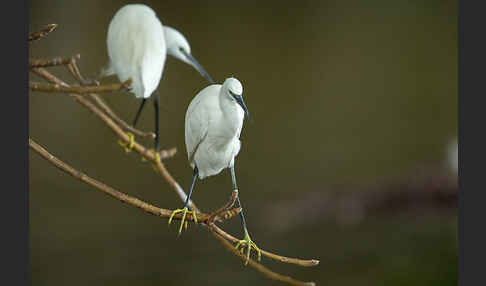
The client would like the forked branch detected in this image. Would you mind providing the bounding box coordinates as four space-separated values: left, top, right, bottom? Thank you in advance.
28 24 319 286
29 138 236 224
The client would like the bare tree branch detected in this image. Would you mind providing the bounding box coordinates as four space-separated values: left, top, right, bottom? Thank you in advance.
88 93 156 139
29 29 319 285
210 228 317 286
31 64 319 271
29 138 237 224
29 55 79 68
29 79 132 94
29 24 57 42
29 54 154 139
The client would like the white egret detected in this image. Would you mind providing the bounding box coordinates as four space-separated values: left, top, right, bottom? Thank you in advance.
104 4 214 151
168 77 260 264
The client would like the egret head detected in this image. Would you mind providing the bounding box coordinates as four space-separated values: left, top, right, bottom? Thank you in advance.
164 26 214 83
224 77 250 120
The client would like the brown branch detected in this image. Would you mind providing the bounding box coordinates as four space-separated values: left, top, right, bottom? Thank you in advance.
208 189 239 223
28 137 239 224
66 56 100 86
31 66 318 266
158 154 320 266
31 68 161 159
89 93 156 139
210 228 316 286
69 59 157 139
30 62 318 285
31 66 319 267
30 56 153 139
210 224 320 267
29 135 315 286
29 24 57 42
29 55 79 68
29 80 132 94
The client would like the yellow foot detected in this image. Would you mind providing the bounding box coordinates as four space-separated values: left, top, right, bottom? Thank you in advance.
168 207 198 235
235 231 261 265
140 149 161 171
118 132 135 153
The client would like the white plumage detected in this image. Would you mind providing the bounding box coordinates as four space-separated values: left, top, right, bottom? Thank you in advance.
185 77 248 179
106 4 166 99
103 4 213 151
175 77 259 260
105 4 213 99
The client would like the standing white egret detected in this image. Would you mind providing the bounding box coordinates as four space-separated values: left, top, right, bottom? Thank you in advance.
104 4 214 151
168 77 260 264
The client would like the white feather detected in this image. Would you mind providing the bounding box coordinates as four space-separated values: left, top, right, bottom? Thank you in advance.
106 4 166 99
185 78 246 179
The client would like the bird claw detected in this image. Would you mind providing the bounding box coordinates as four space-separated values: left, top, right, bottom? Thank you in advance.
168 207 198 235
118 132 135 153
234 232 261 265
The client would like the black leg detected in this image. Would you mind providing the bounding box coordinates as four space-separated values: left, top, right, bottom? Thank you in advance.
132 98 147 127
230 165 260 263
153 93 160 151
168 165 199 235
231 166 249 233
184 165 198 208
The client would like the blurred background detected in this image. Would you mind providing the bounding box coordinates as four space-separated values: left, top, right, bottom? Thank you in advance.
29 1 458 285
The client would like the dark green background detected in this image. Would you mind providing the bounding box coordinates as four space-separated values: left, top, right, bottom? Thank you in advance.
29 1 457 285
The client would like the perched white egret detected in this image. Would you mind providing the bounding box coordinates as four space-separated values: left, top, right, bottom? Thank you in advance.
168 77 259 264
104 4 214 151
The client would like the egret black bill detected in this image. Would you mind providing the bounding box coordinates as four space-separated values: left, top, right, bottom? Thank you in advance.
181 50 214 84
229 91 250 121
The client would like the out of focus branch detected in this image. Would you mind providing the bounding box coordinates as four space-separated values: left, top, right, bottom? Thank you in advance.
262 167 458 232
29 24 57 42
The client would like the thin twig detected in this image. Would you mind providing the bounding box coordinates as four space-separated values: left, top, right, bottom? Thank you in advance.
29 24 57 42
66 59 156 139
29 80 132 94
29 55 79 68
31 68 163 160
208 190 239 223
210 228 317 286
89 94 156 139
31 66 319 267
28 137 237 224
66 56 100 86
30 65 319 285
29 135 315 286
210 224 320 267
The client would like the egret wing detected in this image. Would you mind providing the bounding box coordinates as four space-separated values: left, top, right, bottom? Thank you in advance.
185 86 217 164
